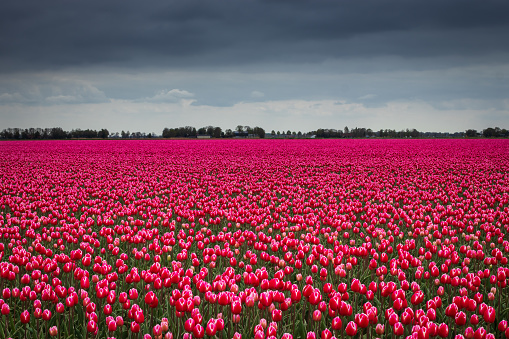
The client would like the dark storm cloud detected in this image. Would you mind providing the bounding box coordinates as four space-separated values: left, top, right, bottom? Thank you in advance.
1 0 508 72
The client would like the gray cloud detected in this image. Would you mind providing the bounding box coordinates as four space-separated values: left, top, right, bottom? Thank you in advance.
0 77 108 105
1 0 508 72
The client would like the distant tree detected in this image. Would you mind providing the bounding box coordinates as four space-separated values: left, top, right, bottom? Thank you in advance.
344 126 349 134
465 129 477 137
197 127 207 135
350 127 366 138
483 128 496 138
277 131 281 136
1 129 11 139
271 130 275 135
253 126 265 138
225 129 233 138
206 126 215 136
98 129 109 139
50 127 67 139
482 127 508 138
236 125 244 133
213 127 222 138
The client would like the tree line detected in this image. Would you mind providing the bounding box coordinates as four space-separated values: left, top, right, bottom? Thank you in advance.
466 127 509 138
162 125 266 138
1 126 507 139
0 127 110 140
310 127 508 138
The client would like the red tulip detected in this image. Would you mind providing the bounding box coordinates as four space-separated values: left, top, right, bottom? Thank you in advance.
445 303 458 318
483 306 496 323
331 316 342 330
355 313 369 328
345 322 357 336
437 323 449 338
20 310 30 324
108 320 117 332
388 312 399 326
464 327 474 339
473 327 486 339
231 299 242 315
42 309 52 321
215 318 224 332
499 320 508 333
87 320 98 334
272 309 282 322
313 310 322 322
81 276 90 289
393 322 404 336
417 327 429 339
1 304 9 315
455 311 467 326
321 328 332 339
206 319 216 336
193 324 204 338
129 288 139 300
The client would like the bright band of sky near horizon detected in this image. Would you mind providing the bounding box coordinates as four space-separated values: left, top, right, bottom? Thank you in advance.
0 0 508 133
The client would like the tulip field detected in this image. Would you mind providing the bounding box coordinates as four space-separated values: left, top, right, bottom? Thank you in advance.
1 139 509 339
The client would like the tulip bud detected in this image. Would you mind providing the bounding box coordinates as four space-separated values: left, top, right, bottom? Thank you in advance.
49 326 58 337
464 327 474 339
375 324 385 335
260 318 267 329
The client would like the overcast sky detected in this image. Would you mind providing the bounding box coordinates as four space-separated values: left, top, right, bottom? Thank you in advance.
1 0 508 133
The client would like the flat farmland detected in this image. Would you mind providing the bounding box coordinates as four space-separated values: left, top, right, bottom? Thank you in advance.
0 139 508 339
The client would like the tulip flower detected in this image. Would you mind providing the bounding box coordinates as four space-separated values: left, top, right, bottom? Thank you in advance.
49 326 58 337
345 322 357 336
272 309 283 322
20 310 30 324
473 327 486 339
483 306 496 323
331 317 342 331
